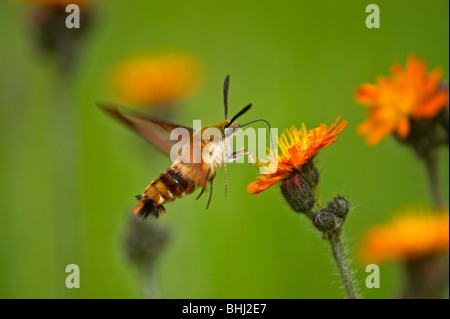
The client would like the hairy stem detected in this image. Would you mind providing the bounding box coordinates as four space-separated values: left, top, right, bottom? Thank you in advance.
424 148 446 210
328 232 359 299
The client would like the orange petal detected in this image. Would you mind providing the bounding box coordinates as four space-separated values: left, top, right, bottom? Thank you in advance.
391 63 403 77
357 120 375 135
406 55 426 83
423 67 443 95
248 175 285 194
414 91 449 118
395 116 410 139
367 122 394 145
356 84 379 104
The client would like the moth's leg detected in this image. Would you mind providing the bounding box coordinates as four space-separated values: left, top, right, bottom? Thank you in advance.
227 148 259 171
206 179 213 209
196 187 206 200
223 143 228 197
223 160 228 197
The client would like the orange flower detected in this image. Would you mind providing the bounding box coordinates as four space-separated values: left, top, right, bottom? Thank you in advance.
359 208 449 264
110 53 202 108
356 55 449 145
248 117 347 195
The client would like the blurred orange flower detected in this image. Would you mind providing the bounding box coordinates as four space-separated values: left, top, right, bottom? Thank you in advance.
110 53 202 109
359 208 449 264
248 117 347 194
356 55 449 145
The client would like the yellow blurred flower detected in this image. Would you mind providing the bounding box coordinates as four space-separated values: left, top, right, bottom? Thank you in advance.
359 208 449 264
356 55 449 145
110 53 202 108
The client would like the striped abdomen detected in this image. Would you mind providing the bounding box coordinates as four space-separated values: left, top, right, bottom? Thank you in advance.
133 165 197 218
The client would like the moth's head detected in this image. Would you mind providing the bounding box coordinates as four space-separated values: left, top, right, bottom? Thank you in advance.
223 121 240 138
225 122 240 131
208 120 240 138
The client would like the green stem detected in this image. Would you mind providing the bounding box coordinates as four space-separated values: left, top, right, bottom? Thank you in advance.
140 262 160 299
328 232 359 299
424 148 446 210
402 148 449 299
52 73 81 297
403 255 449 299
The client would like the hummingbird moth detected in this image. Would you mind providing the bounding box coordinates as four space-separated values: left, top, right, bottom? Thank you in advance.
99 76 270 218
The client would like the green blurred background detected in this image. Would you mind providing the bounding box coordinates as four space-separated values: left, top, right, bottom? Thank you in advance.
0 0 448 298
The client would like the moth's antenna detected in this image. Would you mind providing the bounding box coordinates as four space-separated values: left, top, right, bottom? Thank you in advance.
240 118 277 162
223 75 230 197
226 103 252 128
223 75 230 120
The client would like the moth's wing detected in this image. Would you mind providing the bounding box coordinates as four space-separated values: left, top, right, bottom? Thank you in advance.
98 102 194 155
173 132 209 188
98 102 207 187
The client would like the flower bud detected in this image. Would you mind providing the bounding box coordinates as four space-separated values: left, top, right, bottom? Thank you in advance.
280 174 315 214
124 214 170 265
438 103 449 145
29 2 94 71
397 99 449 157
299 160 320 189
327 196 349 219
313 209 336 232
